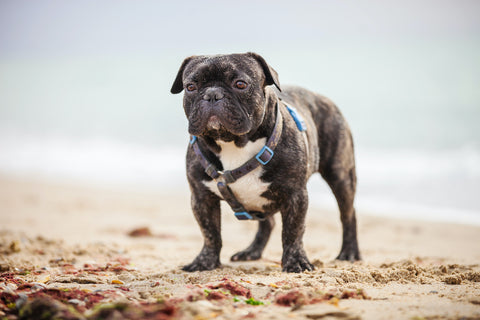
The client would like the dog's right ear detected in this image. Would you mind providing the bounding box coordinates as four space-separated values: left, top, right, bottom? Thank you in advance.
247 52 281 92
170 56 195 94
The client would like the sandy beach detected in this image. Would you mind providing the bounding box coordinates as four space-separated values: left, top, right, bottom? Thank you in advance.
1 174 479 320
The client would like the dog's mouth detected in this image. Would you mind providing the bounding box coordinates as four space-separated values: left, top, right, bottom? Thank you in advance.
188 109 251 138
206 115 222 131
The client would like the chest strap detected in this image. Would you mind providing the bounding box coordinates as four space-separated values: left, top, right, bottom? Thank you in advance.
190 99 306 221
190 102 283 221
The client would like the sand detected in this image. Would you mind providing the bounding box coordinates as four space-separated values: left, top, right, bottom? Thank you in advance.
1 174 479 319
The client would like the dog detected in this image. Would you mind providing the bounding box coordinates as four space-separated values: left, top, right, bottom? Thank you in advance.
171 52 360 272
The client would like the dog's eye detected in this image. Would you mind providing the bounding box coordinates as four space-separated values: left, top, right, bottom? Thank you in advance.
234 81 248 90
186 84 197 92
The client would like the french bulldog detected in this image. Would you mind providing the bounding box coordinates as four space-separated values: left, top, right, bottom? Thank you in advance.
171 52 360 273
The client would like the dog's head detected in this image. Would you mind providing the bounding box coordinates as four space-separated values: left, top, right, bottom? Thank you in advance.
171 52 280 141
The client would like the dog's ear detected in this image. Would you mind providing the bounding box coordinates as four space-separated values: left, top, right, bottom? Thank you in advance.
171 56 195 94
247 52 281 92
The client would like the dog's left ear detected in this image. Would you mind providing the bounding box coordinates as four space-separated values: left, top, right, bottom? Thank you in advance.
247 52 281 92
171 56 195 94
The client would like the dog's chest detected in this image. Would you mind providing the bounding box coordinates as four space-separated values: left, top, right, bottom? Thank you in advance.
203 139 271 212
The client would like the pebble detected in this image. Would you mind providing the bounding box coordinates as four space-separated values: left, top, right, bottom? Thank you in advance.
15 293 28 310
68 299 86 306
2 287 15 295
31 283 47 292
6 283 18 291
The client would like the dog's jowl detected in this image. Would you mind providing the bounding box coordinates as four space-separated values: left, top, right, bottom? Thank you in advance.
171 52 360 273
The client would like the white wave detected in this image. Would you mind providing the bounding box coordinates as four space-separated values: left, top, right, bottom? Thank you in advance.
0 132 187 188
307 146 480 225
1 133 479 225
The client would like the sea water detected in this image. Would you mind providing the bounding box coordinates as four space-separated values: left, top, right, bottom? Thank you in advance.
1 1 479 225
1 43 479 226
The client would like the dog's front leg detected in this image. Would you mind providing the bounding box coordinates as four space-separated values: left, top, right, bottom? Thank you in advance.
182 188 222 272
280 189 314 273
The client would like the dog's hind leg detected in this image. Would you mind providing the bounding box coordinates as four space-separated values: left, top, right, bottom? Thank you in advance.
319 130 361 262
230 216 275 262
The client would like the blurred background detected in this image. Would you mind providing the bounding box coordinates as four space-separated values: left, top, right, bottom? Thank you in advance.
1 0 479 224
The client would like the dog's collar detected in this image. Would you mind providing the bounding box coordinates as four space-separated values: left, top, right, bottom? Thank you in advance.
189 100 283 221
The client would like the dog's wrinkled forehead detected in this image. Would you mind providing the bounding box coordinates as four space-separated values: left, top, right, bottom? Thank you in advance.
171 52 280 94
184 55 262 85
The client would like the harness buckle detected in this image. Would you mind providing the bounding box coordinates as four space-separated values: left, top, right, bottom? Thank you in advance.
255 146 274 165
205 164 219 179
222 171 235 184
234 211 253 220
215 170 235 184
190 135 197 145
234 211 267 221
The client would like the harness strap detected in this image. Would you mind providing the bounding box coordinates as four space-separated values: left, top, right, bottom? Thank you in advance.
190 98 306 221
191 101 283 183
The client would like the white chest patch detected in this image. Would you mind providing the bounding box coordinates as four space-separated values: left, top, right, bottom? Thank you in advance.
203 138 271 212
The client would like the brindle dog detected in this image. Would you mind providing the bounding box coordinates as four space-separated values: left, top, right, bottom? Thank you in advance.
171 52 360 272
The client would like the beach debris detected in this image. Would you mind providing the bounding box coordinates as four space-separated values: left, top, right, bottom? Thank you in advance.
128 227 153 237
204 289 229 301
38 274 50 284
28 288 106 310
244 297 264 305
17 297 84 320
87 301 178 320
31 283 47 292
275 288 370 307
3 230 480 319
111 279 124 285
206 278 252 298
67 298 85 307
0 272 25 286
275 290 308 307
127 227 176 240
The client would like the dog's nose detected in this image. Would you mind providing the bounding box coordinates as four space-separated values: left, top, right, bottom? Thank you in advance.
203 88 224 102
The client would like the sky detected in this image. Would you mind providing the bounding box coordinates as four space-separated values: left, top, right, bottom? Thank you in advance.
1 0 480 59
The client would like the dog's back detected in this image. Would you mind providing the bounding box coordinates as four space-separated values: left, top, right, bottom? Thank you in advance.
277 86 355 178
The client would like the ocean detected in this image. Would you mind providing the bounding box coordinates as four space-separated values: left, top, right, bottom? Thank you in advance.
1 1 479 225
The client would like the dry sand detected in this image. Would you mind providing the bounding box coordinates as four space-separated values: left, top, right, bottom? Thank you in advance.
1 174 479 319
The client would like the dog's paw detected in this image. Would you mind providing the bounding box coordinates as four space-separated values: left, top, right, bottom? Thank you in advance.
182 253 220 272
336 248 361 262
182 260 220 272
282 250 314 273
230 248 262 262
